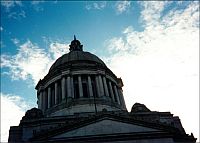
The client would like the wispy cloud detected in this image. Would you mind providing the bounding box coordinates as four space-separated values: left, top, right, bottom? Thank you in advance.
1 1 26 20
49 42 69 59
1 39 69 84
0 26 3 31
31 1 44 5
0 92 34 142
105 1 199 139
31 1 44 12
8 10 26 19
139 1 170 27
85 2 106 10
1 1 45 19
115 1 131 14
0 41 5 48
1 1 22 12
11 38 20 45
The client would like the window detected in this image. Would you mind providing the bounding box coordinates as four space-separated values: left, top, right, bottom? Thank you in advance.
82 75 89 98
82 83 88 98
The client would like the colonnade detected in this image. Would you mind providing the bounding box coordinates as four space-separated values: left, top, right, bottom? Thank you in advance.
38 74 126 111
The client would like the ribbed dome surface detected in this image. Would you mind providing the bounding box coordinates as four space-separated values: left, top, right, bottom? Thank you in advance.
49 51 106 72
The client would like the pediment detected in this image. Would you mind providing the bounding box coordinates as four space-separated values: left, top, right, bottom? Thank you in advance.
52 118 162 139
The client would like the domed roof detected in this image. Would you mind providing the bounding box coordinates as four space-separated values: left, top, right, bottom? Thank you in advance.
49 36 106 72
49 50 106 72
131 103 151 113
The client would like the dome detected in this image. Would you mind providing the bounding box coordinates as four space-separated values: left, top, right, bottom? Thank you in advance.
131 103 150 113
49 51 106 72
36 36 127 117
22 108 44 120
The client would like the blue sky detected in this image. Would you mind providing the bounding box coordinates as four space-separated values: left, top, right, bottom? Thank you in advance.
0 1 144 104
1 1 199 142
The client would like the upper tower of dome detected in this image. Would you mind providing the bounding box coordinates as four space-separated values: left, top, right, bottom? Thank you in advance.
69 35 83 51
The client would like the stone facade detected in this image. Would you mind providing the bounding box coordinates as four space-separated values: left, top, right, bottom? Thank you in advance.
8 37 196 143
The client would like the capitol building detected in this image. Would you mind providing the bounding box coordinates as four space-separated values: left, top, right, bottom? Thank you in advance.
9 37 196 143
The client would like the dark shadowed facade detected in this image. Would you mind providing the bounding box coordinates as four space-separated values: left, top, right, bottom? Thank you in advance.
9 37 196 143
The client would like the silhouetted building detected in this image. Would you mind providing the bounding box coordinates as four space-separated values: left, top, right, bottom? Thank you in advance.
9 37 196 143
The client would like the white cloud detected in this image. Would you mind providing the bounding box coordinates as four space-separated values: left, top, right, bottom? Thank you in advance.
139 1 171 27
0 93 33 142
0 26 3 31
107 37 127 52
49 42 69 59
85 2 106 10
1 40 69 84
115 1 131 14
105 1 199 141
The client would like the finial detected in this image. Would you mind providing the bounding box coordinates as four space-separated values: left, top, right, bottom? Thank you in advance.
69 35 83 52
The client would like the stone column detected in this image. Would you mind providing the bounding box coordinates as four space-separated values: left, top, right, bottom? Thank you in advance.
37 92 40 109
88 75 93 97
108 81 115 101
78 75 83 98
43 90 46 110
39 91 42 109
55 82 58 104
118 89 126 109
71 76 74 98
114 85 120 104
61 77 66 100
103 77 109 97
67 76 72 98
95 76 100 97
98 75 104 97
48 87 51 108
